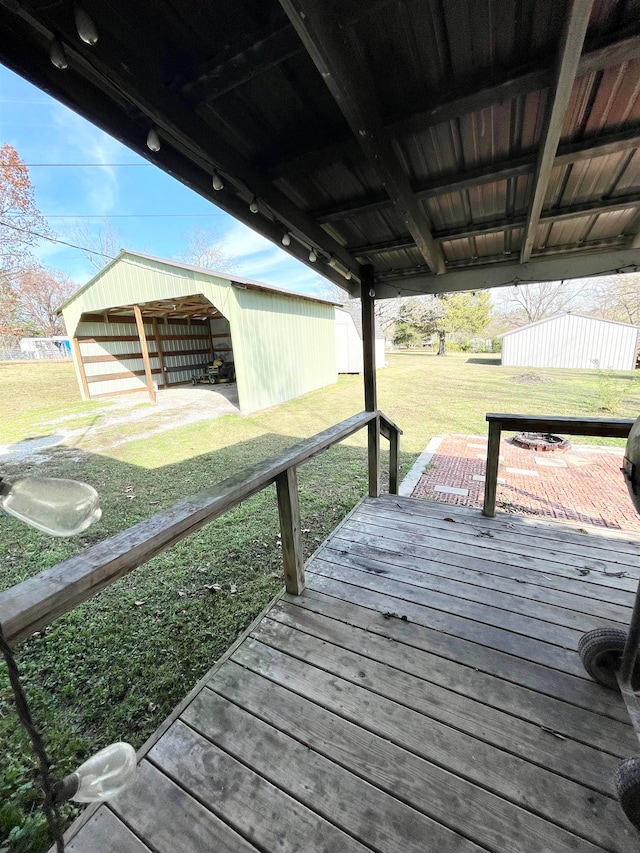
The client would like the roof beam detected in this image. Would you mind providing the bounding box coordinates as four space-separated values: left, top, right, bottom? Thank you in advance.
348 192 640 254
278 0 446 275
520 0 594 263
269 31 640 180
312 124 640 223
372 248 640 298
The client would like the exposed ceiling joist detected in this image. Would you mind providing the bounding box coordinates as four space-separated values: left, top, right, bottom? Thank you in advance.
312 124 640 223
520 0 594 263
279 0 446 275
269 31 640 180
372 248 640 298
349 193 640 253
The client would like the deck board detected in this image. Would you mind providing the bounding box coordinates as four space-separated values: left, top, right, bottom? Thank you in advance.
62 497 640 853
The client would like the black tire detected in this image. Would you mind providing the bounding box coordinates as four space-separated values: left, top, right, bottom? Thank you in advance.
578 628 627 689
615 756 640 832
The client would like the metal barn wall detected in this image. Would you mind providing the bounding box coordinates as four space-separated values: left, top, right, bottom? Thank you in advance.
75 318 157 398
74 316 216 398
501 314 639 370
335 308 387 373
335 308 362 373
157 320 215 386
231 286 337 412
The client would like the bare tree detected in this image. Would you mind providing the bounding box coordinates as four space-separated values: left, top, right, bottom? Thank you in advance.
503 280 589 324
65 218 123 270
0 143 51 280
313 278 348 303
592 274 640 326
178 226 239 272
13 266 76 335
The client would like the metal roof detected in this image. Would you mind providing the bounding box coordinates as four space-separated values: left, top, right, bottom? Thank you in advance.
2 0 640 298
498 310 640 336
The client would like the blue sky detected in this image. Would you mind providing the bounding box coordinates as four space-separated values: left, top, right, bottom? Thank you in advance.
0 65 330 296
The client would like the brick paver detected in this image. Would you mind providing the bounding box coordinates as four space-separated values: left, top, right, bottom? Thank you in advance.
411 434 640 533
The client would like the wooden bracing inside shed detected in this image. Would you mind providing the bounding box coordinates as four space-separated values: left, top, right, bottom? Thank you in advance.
74 296 233 402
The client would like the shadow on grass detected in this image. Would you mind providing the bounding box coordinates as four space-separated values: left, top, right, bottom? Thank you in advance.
0 435 415 853
465 357 501 365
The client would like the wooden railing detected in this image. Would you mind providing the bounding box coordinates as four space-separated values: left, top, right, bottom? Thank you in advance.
0 410 402 646
483 413 635 517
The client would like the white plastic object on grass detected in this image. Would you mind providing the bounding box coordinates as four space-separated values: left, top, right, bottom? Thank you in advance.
67 742 137 803
0 477 101 537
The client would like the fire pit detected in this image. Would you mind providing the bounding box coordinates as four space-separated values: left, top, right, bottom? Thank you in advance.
512 432 571 452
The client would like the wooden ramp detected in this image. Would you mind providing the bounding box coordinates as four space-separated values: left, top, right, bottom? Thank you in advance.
64 495 640 853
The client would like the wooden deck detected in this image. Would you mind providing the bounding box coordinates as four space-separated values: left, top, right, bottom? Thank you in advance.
64 495 640 853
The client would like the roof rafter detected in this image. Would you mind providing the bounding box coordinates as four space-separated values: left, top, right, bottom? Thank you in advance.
278 0 446 275
372 247 640 298
349 193 640 254
269 31 640 181
311 124 640 223
520 0 594 263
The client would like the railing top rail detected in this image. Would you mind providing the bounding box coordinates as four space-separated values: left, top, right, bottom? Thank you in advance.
379 411 404 436
1 409 389 646
486 413 634 438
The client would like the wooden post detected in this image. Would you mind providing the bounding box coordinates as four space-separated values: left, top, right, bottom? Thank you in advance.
152 318 166 388
482 419 502 517
276 467 305 595
361 265 380 497
72 337 90 401
389 427 399 495
134 305 156 404
207 320 216 363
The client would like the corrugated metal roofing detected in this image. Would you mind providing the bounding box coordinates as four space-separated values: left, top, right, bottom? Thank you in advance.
3 1 640 298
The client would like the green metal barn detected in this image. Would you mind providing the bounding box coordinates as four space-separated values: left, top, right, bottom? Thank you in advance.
58 251 337 414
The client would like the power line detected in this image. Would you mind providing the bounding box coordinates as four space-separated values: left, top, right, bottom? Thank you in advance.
1 219 122 261
0 220 236 278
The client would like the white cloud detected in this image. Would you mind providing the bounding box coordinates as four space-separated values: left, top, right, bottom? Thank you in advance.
220 220 340 295
221 221 277 258
49 105 124 214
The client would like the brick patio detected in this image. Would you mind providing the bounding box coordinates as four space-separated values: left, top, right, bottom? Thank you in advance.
410 434 640 533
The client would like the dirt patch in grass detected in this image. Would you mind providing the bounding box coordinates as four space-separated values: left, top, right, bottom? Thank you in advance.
507 372 553 385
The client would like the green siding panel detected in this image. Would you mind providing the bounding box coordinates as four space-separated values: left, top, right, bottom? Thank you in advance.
231 287 336 413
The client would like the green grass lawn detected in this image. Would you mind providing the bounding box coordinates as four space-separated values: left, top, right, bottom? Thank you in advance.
1 353 640 851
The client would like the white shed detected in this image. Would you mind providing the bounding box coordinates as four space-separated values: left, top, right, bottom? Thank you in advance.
335 306 386 373
500 313 639 370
